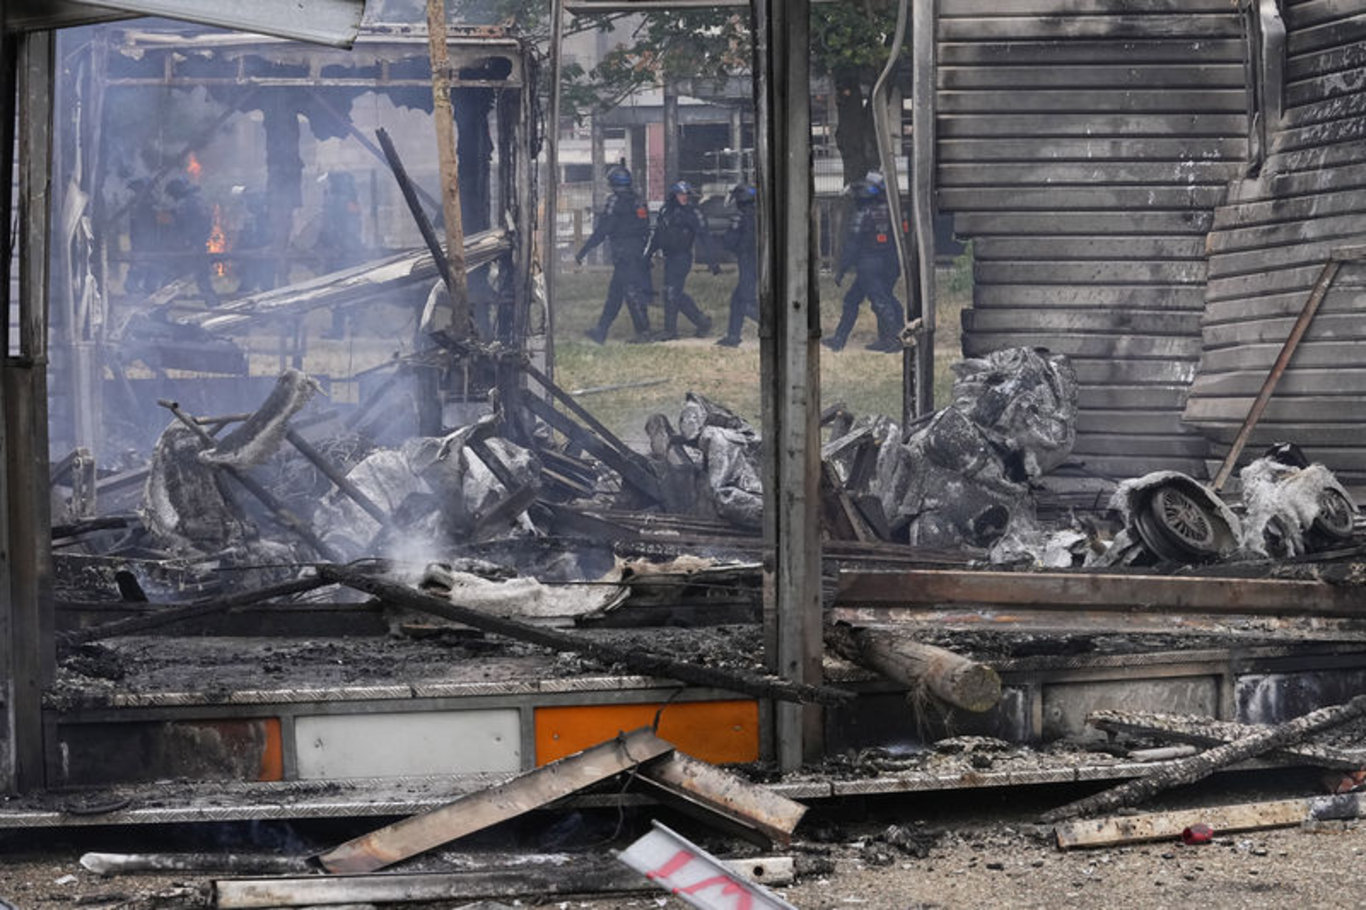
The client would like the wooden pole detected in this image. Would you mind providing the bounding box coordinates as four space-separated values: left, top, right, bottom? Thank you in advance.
1211 243 1366 491
1040 693 1366 823
425 0 470 338
755 0 824 770
316 563 855 707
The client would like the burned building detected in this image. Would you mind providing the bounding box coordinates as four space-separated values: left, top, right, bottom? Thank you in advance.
937 0 1366 489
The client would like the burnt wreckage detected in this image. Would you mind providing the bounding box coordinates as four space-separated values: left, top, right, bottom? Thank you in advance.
5 6 1366 871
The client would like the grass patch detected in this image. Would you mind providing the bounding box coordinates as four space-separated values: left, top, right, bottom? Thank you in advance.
552 262 969 441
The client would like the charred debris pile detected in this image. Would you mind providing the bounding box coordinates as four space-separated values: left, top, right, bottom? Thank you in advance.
51 343 1364 692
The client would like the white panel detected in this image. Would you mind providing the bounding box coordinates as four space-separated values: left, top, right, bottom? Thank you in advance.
295 710 521 780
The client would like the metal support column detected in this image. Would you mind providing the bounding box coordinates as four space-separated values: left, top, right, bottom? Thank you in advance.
544 0 565 377
754 0 822 770
4 29 56 794
910 0 936 417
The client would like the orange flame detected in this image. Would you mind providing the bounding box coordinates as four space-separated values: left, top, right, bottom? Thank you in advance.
186 152 203 181
207 204 229 277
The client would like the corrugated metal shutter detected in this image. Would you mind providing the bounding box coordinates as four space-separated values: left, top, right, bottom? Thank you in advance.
1184 0 1366 486
937 0 1247 481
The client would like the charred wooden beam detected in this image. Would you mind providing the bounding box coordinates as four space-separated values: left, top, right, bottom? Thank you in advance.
521 393 664 505
638 750 807 846
59 575 330 647
1088 709 1366 771
284 428 390 528
316 563 855 706
826 624 1001 713
1041 694 1366 823
1055 793 1366 850
159 400 343 561
216 855 793 907
315 727 674 873
837 568 1366 617
376 126 454 294
519 361 662 502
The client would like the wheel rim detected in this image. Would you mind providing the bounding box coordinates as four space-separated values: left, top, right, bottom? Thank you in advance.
1149 485 1219 553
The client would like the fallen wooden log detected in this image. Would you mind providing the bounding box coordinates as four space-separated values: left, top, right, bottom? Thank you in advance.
1089 708 1366 770
215 855 792 908
825 624 1001 713
315 727 674 873
1040 694 1366 823
318 562 854 706
1054 792 1366 849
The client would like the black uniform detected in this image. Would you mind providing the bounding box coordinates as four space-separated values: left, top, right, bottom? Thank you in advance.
827 197 903 352
716 202 757 346
646 198 718 338
577 187 654 342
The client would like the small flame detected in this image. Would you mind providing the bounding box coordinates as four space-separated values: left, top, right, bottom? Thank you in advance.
186 152 203 181
207 204 229 277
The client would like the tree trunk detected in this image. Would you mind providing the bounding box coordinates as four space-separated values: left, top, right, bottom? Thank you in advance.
826 624 1002 712
832 66 878 184
1041 694 1366 823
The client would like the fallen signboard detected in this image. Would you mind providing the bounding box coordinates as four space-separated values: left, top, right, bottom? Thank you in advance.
617 819 798 910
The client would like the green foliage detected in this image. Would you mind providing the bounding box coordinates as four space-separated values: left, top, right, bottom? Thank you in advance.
811 2 901 77
947 240 974 296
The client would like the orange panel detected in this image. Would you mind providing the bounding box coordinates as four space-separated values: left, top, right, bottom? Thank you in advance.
535 701 759 766
258 717 284 781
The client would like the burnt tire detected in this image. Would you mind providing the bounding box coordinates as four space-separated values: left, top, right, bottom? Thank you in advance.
1312 487 1355 542
1136 480 1223 560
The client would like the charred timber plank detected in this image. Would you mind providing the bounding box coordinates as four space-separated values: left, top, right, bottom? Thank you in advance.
317 564 853 705
376 126 453 293
937 16 1243 41
60 576 331 647
938 185 1229 210
836 569 1366 617
638 751 808 846
973 284 1208 310
825 624 1001 713
521 391 664 505
159 400 343 561
940 161 1242 185
1211 255 1346 491
1054 793 1366 849
938 64 1245 91
1088 709 1366 770
285 428 391 528
217 855 793 907
939 0 1236 15
935 39 1246 66
1039 695 1366 823
315 727 673 874
952 211 1214 236
973 236 1210 261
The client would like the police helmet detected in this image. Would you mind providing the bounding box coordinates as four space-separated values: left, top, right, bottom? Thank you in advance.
669 180 695 199
846 178 882 202
607 164 633 188
730 183 757 206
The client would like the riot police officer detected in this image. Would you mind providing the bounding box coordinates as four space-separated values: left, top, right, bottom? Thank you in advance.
715 183 758 347
576 164 653 344
646 180 718 340
824 175 904 353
